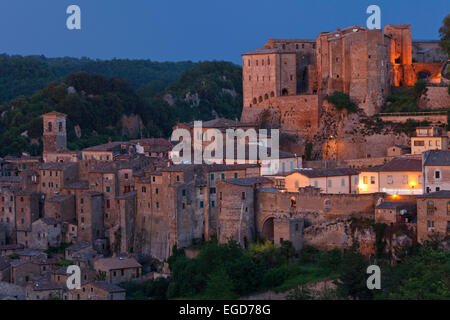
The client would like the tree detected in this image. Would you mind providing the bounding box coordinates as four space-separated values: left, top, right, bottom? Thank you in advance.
335 245 373 300
204 268 238 300
439 14 450 56
95 270 107 281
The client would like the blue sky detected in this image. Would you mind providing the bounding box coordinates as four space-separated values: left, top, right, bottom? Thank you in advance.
0 0 449 64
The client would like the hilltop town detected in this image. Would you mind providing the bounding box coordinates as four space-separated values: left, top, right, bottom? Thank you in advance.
0 22 450 300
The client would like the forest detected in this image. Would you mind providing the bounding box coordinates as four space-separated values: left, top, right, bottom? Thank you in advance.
0 56 243 157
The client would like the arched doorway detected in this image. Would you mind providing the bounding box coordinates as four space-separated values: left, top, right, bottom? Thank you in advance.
281 88 289 96
261 218 274 241
417 71 431 80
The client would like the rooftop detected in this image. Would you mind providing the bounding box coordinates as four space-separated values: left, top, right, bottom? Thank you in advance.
293 167 359 178
95 257 142 270
423 150 450 166
223 176 273 186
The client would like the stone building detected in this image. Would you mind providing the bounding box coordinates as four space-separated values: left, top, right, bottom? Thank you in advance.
38 162 78 198
375 201 416 224
93 257 141 284
25 279 64 300
241 24 447 135
63 281 126 300
44 194 75 223
77 192 105 244
15 191 41 248
358 157 423 195
423 150 450 193
411 127 448 155
216 176 276 247
417 191 450 242
30 218 62 250
42 111 67 154
133 163 261 260
283 167 359 194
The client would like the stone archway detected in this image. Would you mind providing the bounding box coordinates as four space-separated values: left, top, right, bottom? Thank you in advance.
261 218 274 241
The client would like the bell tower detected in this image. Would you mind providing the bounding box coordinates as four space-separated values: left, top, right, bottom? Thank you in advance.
42 111 67 153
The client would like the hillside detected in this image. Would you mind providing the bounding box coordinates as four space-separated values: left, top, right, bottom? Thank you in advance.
0 61 243 157
0 54 196 103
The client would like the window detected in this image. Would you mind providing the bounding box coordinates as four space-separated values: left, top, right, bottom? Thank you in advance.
211 201 215 208
435 171 441 179
324 199 331 211
210 173 215 181
436 187 440 192
106 186 111 193
48 122 52 132
156 202 159 209
363 176 368 184
155 188 159 194
182 189 186 196
234 173 238 179
370 176 375 185
387 176 393 184
327 180 332 188
314 181 318 188
242 192 246 200
436 140 440 146
402 176 408 184
176 175 180 182
209 188 216 194
414 140 424 146
221 173 225 180
200 201 204 208
142 186 146 193
427 201 434 215
59 122 63 132
341 178 345 187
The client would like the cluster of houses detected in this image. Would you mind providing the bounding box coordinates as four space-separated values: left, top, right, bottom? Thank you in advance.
0 111 449 300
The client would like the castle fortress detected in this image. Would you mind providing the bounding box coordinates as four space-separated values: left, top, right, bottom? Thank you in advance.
241 24 445 135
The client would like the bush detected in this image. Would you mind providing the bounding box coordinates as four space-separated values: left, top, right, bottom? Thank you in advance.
325 91 358 113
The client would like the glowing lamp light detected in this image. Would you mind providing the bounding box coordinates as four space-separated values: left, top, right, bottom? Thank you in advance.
392 194 399 199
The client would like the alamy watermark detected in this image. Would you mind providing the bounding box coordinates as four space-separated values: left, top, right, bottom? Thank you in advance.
170 121 281 175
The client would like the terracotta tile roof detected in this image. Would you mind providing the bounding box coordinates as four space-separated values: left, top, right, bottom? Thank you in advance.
42 111 67 117
294 167 359 178
380 158 422 172
223 176 273 186
91 281 126 293
95 257 141 270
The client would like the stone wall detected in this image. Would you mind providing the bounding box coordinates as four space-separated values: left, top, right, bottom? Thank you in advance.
418 86 450 110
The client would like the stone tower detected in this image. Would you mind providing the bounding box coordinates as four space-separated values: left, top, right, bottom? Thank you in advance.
42 111 67 153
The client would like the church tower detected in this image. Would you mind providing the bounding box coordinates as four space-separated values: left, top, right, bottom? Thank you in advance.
42 111 67 153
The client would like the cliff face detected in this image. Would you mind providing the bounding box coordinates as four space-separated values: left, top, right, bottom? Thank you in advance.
308 103 411 161
303 216 416 259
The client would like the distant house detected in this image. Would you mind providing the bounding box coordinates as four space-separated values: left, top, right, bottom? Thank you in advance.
283 168 359 194
387 145 410 157
31 218 62 250
417 190 450 243
375 201 416 224
411 127 448 155
63 281 126 300
25 279 64 300
423 150 450 193
93 257 142 284
359 158 422 195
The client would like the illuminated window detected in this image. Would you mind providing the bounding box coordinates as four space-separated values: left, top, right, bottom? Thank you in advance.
427 201 434 215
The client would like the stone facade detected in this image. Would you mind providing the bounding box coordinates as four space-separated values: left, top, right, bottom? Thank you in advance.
417 192 450 243
42 111 67 154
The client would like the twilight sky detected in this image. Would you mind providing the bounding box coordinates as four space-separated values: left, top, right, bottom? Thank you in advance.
0 0 449 64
